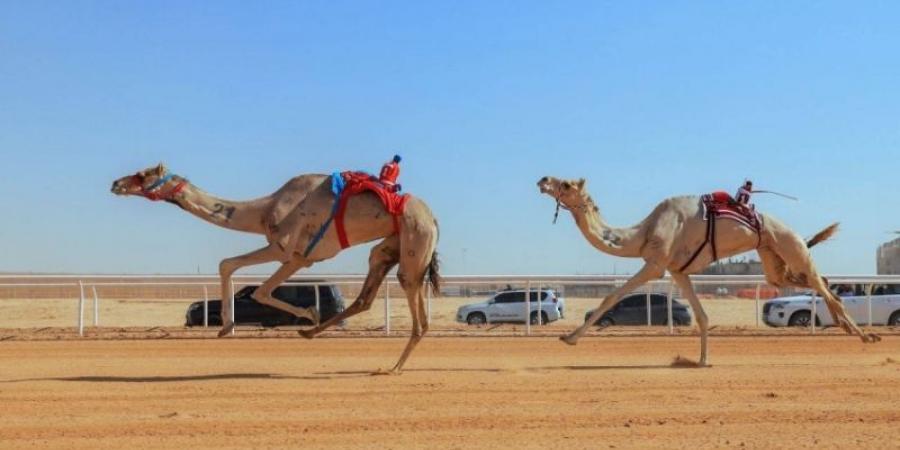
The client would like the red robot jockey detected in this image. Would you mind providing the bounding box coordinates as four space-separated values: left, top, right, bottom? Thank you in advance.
379 154 403 193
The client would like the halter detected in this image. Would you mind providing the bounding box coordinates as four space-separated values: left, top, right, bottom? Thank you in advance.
552 195 592 224
139 172 188 201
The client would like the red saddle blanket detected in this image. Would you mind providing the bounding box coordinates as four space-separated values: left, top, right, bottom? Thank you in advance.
335 171 410 249
703 192 761 232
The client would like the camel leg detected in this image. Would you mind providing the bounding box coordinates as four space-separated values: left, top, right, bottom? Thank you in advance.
298 236 400 339
774 236 879 343
671 273 710 366
807 275 880 343
563 262 665 345
217 245 282 337
757 247 788 288
377 282 427 375
377 248 432 375
373 212 438 375
249 256 319 324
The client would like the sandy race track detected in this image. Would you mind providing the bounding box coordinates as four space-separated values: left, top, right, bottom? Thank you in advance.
1 335 898 449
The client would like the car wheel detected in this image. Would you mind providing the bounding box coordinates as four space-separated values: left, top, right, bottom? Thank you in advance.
530 312 550 325
598 317 614 328
466 312 487 326
788 311 819 327
671 318 685 326
209 314 222 326
889 311 900 327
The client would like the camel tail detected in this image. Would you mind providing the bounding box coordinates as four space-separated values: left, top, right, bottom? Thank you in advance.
807 223 839 248
426 219 442 296
427 251 442 296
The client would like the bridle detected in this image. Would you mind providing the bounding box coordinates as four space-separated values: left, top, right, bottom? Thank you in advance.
133 172 188 201
551 192 592 224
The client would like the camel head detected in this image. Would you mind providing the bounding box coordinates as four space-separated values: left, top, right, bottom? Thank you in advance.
111 163 186 201
537 176 589 208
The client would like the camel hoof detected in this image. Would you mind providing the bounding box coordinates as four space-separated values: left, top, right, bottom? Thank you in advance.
298 329 316 340
217 323 234 338
370 368 401 376
864 333 882 343
559 335 578 346
307 307 320 326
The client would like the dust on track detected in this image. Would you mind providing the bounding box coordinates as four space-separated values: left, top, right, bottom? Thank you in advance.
1 335 898 449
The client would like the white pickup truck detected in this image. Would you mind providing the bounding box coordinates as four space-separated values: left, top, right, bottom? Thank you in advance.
762 284 900 327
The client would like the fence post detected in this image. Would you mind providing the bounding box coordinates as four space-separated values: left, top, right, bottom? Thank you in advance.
645 285 652 327
314 283 321 318
537 282 543 326
78 281 85 337
667 281 675 335
810 293 817 335
230 280 236 336
755 283 761 328
866 283 873 327
426 282 432 325
203 285 209 328
92 286 100 327
384 281 391 336
525 281 531 336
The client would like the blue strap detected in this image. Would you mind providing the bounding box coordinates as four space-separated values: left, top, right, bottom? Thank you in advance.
304 173 345 258
145 173 175 192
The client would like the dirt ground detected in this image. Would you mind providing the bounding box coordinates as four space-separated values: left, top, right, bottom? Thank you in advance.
1 334 898 449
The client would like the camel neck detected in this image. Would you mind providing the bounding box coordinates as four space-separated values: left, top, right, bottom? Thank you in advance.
171 184 270 235
568 197 643 258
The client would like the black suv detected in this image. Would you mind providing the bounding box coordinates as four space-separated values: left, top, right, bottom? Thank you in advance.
185 281 345 327
584 293 692 327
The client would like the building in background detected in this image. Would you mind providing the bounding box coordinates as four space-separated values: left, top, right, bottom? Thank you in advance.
877 237 900 275
702 257 764 276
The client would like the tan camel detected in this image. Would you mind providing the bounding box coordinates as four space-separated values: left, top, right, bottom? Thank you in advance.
537 176 879 366
112 163 441 374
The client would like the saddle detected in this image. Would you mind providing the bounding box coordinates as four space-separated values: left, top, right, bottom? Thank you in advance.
302 171 410 258
334 171 410 249
703 192 761 231
679 192 763 272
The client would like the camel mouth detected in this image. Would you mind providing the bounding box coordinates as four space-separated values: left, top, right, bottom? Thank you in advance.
110 182 128 196
537 180 553 195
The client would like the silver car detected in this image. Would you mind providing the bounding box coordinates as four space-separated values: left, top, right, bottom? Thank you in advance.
456 289 566 325
762 284 900 327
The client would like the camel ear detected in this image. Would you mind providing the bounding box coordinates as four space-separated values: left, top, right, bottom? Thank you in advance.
155 163 166 176
577 178 586 190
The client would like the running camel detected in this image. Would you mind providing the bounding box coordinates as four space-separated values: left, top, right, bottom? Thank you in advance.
112 163 441 374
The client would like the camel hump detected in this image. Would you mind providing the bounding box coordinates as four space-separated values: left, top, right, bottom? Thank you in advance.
266 174 331 231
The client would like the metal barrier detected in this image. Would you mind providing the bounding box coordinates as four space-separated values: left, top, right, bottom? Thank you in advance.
1 274 899 336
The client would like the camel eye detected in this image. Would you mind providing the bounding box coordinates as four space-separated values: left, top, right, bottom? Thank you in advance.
562 182 571 190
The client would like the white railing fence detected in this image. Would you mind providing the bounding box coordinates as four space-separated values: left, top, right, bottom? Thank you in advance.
1 274 899 336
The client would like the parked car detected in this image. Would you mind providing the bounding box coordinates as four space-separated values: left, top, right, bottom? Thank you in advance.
584 293 692 327
185 281 345 327
456 289 566 325
762 284 900 327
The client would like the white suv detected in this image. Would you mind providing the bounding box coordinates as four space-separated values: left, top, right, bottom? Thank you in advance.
762 284 900 327
456 289 566 325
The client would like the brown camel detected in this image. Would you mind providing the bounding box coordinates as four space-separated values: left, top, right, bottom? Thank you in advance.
112 163 441 374
537 176 879 366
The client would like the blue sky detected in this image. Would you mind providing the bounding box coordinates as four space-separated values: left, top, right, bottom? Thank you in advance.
1 1 898 275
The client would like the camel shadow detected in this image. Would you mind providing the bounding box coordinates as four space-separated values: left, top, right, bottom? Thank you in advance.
317 367 510 376
0 373 318 384
529 364 708 372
